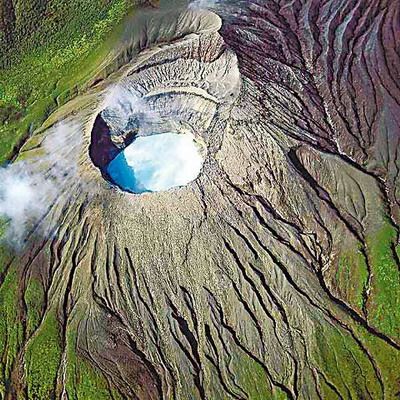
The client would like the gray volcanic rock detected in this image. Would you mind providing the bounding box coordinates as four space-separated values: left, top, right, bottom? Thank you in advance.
1 1 400 399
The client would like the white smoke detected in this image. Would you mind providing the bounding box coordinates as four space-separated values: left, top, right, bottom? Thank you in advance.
101 85 205 193
0 120 83 247
101 85 151 128
188 0 219 10
101 84 178 137
109 132 204 193
0 166 55 244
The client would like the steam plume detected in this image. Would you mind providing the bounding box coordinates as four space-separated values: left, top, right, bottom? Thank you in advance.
0 121 83 247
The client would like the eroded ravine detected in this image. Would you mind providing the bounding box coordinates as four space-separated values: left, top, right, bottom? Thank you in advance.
0 1 399 399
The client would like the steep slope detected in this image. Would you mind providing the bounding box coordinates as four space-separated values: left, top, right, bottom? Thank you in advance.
0 1 399 399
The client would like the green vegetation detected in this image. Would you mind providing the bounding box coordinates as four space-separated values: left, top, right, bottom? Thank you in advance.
314 323 383 399
0 1 137 397
0 222 11 275
0 237 18 396
335 245 368 312
0 1 399 398
25 311 62 400
0 0 133 164
334 218 400 340
0 267 23 398
65 327 122 399
355 325 400 397
366 220 400 339
231 351 288 400
24 278 45 337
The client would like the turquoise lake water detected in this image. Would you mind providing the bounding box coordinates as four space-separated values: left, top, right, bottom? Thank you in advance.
107 133 204 193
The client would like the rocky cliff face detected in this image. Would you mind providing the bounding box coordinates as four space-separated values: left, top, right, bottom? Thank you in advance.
1 1 400 399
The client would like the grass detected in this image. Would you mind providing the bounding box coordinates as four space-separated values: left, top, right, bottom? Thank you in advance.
0 0 399 397
0 267 23 398
314 323 383 399
0 1 135 397
25 311 62 400
335 245 368 312
24 278 45 337
65 327 123 400
334 218 400 340
354 324 400 397
231 350 288 400
366 220 400 339
0 0 133 164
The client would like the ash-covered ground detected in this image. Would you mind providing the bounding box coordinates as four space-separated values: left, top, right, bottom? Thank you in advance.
0 0 399 399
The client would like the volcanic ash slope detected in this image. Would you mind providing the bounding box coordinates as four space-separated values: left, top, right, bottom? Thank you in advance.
2 2 400 399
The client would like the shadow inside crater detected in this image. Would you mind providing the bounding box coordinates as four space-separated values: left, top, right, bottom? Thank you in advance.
89 110 204 194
